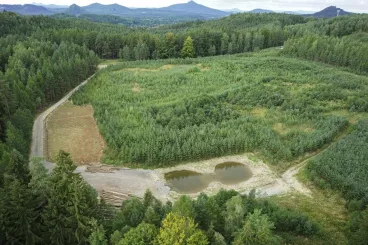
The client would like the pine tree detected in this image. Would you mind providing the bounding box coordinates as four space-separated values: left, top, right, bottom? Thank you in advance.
0 152 42 245
221 33 229 55
6 122 28 157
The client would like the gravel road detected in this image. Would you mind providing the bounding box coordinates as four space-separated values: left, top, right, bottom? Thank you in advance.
30 68 105 168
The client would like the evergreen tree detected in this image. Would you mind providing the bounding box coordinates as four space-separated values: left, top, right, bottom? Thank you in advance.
224 195 246 240
118 223 158 245
120 198 146 227
208 45 216 56
110 231 123 245
181 36 196 58
42 151 99 245
0 177 42 245
221 33 229 55
122 46 132 61
156 213 208 245
89 220 108 245
6 122 28 157
134 42 150 60
232 209 279 245
172 195 196 219
0 152 42 245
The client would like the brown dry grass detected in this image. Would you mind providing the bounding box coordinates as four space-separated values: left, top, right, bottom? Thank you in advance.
196 64 210 71
46 101 105 165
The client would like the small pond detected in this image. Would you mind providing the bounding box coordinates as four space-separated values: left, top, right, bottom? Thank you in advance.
215 162 253 185
165 162 253 194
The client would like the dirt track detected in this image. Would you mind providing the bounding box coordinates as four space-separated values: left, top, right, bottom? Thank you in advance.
29 64 313 205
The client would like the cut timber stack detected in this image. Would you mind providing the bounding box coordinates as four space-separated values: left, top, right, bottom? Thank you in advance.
100 190 137 207
86 164 122 173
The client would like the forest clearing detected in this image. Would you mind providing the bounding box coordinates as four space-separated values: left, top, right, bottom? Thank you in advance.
42 49 367 203
46 102 105 164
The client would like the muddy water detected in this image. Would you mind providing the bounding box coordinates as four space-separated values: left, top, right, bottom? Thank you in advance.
164 170 212 194
215 162 253 185
165 162 253 194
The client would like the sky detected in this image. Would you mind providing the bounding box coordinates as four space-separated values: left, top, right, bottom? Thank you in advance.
1 0 367 13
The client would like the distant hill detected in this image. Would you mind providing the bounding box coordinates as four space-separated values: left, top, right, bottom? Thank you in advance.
161 1 227 17
281 10 314 15
32 2 68 9
83 3 131 15
65 4 86 16
307 6 352 18
222 8 244 13
248 9 275 13
0 4 53 15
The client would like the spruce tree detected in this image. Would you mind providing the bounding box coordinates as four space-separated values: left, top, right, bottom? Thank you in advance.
42 151 99 245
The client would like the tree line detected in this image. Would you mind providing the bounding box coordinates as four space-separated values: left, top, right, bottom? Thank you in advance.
0 150 320 244
283 14 368 73
0 12 99 188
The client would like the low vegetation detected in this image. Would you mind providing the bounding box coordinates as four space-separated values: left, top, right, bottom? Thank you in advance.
72 53 367 167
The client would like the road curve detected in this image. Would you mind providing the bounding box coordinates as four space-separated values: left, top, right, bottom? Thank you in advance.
30 66 106 169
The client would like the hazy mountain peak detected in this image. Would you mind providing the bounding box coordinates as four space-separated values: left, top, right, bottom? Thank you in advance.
308 6 351 18
161 0 227 17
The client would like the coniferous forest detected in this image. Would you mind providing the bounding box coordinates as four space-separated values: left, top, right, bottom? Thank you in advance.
0 10 368 245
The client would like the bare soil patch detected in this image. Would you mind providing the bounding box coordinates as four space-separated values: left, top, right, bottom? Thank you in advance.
46 101 105 165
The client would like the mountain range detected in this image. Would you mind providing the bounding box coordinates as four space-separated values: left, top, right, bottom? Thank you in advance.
0 2 354 19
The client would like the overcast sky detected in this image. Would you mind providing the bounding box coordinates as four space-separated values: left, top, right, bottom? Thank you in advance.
1 0 367 13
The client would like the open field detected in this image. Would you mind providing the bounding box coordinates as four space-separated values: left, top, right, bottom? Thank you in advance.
46 101 105 164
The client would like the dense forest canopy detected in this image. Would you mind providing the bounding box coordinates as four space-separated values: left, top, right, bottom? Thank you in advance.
0 10 367 245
